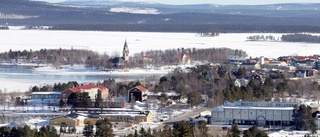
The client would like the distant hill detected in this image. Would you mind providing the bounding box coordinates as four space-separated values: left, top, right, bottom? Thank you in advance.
1 0 320 32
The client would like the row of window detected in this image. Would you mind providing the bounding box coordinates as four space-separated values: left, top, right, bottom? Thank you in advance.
31 95 61 99
240 102 297 107
225 110 291 115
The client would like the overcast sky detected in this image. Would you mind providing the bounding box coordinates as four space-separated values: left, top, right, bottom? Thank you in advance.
39 0 319 5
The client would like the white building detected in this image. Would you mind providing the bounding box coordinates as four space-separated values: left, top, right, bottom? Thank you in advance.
211 101 300 126
29 91 61 105
31 92 61 99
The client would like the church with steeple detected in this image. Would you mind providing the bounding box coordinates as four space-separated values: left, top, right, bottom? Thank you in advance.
108 40 130 68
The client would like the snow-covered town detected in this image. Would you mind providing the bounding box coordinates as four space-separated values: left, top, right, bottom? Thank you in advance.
2 1 320 136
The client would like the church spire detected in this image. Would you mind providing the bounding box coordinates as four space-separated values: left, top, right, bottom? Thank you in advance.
123 40 129 62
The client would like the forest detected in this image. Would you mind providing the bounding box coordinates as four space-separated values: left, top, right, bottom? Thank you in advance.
247 35 278 41
281 33 320 43
50 24 320 33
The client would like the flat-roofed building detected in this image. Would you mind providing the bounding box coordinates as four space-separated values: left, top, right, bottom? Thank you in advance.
31 92 61 99
211 101 300 126
29 91 61 105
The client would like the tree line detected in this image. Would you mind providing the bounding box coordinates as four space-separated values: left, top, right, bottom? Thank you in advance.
124 120 210 137
0 47 246 70
228 124 268 137
0 48 109 69
293 104 317 134
83 118 114 137
0 125 59 137
281 33 320 43
134 48 247 67
247 35 278 41
51 24 320 33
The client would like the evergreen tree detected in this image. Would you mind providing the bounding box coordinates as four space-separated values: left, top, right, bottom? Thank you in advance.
187 92 202 108
22 125 36 137
59 98 65 107
162 124 173 137
10 127 22 137
134 129 138 137
83 121 94 137
229 124 240 137
78 92 91 108
293 104 317 133
67 93 77 106
243 126 267 137
139 127 147 137
198 120 209 137
95 90 103 108
95 118 114 137
0 126 11 137
173 121 192 137
71 126 77 134
146 127 153 137
37 125 59 137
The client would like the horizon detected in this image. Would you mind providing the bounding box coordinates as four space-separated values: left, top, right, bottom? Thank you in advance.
35 0 319 5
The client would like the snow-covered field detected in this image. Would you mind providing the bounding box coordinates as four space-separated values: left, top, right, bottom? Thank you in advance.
109 7 160 14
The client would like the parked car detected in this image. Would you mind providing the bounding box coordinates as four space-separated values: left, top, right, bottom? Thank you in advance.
159 115 169 122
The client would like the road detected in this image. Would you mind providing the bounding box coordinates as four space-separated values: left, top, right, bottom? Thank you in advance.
115 107 213 136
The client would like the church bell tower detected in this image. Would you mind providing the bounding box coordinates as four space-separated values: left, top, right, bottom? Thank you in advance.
123 40 129 62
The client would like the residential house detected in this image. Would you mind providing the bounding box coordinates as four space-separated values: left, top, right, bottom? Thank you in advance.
234 78 249 87
289 56 316 68
142 55 153 67
177 48 191 65
295 69 315 78
128 85 148 103
148 91 180 100
227 58 247 65
240 62 261 70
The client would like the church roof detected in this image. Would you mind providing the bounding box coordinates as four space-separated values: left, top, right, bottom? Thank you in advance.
110 57 126 64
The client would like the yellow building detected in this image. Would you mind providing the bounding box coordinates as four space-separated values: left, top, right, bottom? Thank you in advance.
50 111 152 128
84 111 152 125
50 113 86 127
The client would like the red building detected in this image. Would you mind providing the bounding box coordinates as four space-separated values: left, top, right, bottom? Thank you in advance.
128 85 148 103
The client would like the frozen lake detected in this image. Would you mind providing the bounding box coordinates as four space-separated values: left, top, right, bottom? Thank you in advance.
1 29 320 58
0 29 320 92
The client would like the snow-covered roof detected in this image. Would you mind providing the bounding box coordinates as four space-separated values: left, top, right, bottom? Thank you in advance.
148 92 179 96
212 107 224 112
224 106 294 110
31 92 61 95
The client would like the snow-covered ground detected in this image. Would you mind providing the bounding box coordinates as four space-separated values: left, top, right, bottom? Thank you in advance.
109 7 160 14
269 130 319 137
